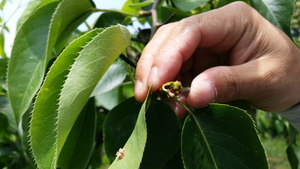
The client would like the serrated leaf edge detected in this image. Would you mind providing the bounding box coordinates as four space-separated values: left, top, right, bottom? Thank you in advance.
28 28 102 168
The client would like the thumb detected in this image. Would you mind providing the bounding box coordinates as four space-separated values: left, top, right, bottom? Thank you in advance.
187 60 286 111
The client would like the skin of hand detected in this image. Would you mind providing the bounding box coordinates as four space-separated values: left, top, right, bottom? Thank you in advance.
134 1 300 117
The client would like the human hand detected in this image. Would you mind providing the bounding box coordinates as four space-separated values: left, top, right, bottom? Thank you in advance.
134 2 300 117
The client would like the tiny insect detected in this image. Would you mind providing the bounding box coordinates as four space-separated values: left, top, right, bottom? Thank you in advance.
116 148 126 160
159 81 184 98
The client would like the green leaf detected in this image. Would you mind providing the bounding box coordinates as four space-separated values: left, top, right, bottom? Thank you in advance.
182 104 268 169
0 113 8 138
0 33 5 58
104 97 181 169
91 61 127 97
172 0 209 11
21 107 36 168
104 97 142 161
0 0 6 10
47 0 94 61
161 149 184 169
95 87 120 110
140 100 181 169
0 96 16 129
57 25 130 156
250 0 294 38
58 97 96 169
108 94 150 169
16 0 59 29
127 1 154 9
30 28 103 169
121 0 138 15
158 6 192 23
8 0 94 124
94 12 127 28
0 58 7 78
30 25 130 169
287 143 299 169
286 125 299 169
8 1 59 124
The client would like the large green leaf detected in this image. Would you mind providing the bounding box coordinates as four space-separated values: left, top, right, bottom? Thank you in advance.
57 97 96 169
16 0 58 29
172 0 209 11
30 25 130 169
7 1 59 123
182 104 268 169
56 25 130 156
30 29 102 169
250 0 294 38
8 0 94 123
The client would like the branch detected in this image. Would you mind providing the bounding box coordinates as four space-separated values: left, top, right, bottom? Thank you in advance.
162 12 176 25
150 0 162 39
119 54 137 69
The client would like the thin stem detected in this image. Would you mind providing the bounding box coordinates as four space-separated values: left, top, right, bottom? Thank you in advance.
162 12 176 25
120 81 134 86
126 64 136 86
119 53 136 69
84 21 92 31
150 0 161 39
170 97 194 115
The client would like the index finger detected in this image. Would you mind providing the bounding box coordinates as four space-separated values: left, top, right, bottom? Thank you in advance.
134 21 201 102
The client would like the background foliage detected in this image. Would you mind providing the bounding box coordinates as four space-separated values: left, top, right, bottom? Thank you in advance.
0 0 299 168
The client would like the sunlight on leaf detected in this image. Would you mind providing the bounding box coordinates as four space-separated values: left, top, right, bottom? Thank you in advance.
30 29 102 169
8 1 59 124
8 0 94 124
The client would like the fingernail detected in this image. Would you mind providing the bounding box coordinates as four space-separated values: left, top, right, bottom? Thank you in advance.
148 66 158 85
135 78 143 93
195 81 217 107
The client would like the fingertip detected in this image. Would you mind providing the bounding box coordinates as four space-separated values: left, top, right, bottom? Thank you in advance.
134 79 148 102
187 81 217 108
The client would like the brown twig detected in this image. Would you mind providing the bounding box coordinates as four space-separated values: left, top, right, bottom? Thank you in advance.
119 54 137 69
